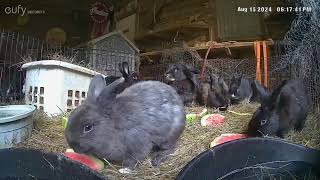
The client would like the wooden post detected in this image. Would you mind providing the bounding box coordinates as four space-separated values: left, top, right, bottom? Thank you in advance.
263 41 268 87
255 41 261 83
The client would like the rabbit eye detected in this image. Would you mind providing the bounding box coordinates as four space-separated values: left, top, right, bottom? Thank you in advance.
261 119 267 126
84 124 93 133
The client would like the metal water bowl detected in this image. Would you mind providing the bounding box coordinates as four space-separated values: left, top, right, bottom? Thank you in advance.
0 105 36 149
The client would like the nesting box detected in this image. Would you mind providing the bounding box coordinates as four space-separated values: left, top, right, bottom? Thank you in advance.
87 31 140 76
21 60 102 116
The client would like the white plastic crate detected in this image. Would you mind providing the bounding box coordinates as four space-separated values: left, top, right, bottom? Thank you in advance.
21 60 103 116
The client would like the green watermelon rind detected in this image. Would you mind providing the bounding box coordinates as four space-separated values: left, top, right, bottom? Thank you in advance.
62 117 68 129
199 108 208 117
186 113 199 123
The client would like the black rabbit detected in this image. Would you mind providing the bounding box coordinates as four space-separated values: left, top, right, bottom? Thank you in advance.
207 74 230 111
250 80 269 103
105 62 143 94
247 79 311 138
229 73 253 104
65 75 185 173
164 64 200 106
198 73 230 110
197 73 211 106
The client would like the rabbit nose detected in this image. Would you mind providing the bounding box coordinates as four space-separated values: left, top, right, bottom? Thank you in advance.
68 142 84 152
66 137 80 149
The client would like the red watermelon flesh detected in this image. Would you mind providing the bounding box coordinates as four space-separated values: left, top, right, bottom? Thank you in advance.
201 114 225 127
64 152 101 171
210 133 248 147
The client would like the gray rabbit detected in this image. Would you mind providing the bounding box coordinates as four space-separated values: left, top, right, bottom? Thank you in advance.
65 75 185 173
247 79 311 138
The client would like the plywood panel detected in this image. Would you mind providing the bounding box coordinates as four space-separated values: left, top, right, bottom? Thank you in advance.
215 0 265 41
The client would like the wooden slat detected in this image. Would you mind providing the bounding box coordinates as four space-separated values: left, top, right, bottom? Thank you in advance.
140 40 274 56
255 41 262 83
263 41 268 87
135 23 209 41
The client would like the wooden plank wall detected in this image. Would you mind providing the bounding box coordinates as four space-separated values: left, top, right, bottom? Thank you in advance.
136 0 211 38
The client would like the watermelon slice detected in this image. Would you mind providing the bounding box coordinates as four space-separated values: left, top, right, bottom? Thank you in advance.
200 114 225 127
210 133 248 148
63 150 104 172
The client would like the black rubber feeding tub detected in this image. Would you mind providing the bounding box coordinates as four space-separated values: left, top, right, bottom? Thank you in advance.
176 137 320 180
0 148 106 180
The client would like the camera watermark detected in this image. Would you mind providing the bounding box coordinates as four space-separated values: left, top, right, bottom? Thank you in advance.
4 5 45 16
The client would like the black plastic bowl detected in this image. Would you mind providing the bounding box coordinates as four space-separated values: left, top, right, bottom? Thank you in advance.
176 137 320 180
0 148 106 180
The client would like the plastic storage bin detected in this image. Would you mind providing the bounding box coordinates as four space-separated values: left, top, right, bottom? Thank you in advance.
22 60 102 116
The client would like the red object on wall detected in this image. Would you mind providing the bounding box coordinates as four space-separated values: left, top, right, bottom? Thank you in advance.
89 2 114 39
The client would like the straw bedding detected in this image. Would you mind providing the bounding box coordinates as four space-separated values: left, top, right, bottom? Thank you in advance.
17 103 320 180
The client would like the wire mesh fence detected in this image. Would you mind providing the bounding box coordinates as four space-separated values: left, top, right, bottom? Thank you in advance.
0 30 139 105
272 0 320 111
139 41 318 111
1 0 320 111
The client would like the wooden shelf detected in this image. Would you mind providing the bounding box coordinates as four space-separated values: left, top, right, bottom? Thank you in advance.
135 23 209 41
140 40 274 56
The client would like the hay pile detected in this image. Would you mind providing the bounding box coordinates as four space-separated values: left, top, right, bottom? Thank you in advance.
17 104 320 180
17 112 68 153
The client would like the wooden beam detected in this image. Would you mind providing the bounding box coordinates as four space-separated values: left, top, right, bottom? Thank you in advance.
140 40 274 56
263 41 268 87
135 23 208 41
255 41 262 83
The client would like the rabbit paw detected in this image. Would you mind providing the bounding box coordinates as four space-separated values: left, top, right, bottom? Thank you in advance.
151 158 161 167
119 168 132 174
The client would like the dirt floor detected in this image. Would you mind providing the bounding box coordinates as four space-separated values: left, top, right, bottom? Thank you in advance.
17 103 320 180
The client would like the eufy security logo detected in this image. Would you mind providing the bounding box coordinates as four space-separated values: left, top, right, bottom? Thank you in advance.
4 5 45 16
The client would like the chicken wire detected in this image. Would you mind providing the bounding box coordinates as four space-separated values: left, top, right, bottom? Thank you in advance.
140 48 202 81
140 47 287 91
271 0 320 111
140 0 320 111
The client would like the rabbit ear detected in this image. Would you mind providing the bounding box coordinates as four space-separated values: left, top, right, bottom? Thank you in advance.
119 63 124 74
265 80 287 108
184 64 200 74
240 72 244 78
218 76 229 92
209 74 213 84
87 75 107 102
104 77 125 93
183 66 200 89
277 92 290 112
252 80 269 102
210 74 218 86
121 62 130 78
96 77 125 104
230 73 236 81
